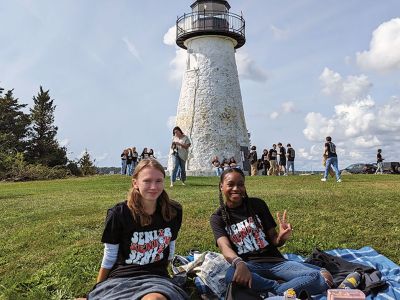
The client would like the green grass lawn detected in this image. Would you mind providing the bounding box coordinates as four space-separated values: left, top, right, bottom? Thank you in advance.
0 174 399 299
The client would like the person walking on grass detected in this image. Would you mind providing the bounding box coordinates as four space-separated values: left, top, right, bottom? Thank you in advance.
375 149 384 174
170 126 191 187
210 168 332 297
88 159 188 300
321 136 341 182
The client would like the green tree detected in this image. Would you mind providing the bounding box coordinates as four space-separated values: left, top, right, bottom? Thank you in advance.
78 149 96 176
0 88 31 153
0 87 31 176
26 86 67 167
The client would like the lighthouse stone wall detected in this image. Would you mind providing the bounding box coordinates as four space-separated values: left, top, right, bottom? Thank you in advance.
170 35 249 174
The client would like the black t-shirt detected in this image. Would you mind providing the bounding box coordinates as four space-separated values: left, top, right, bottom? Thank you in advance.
325 142 337 158
269 149 277 161
287 147 295 162
377 153 383 163
248 151 257 164
278 147 286 162
101 200 182 278
210 198 285 263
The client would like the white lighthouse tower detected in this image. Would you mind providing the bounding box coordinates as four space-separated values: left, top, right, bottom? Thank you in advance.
172 0 249 174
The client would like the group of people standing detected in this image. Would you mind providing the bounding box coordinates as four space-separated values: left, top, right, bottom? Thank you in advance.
120 147 156 176
248 143 296 177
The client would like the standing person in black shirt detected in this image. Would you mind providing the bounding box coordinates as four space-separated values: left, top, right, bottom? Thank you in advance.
286 144 295 175
321 136 341 182
247 146 258 176
375 149 384 174
268 144 278 176
210 168 331 296
277 143 286 176
88 159 188 300
261 149 270 176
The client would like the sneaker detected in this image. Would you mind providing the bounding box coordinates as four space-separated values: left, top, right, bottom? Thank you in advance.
181 181 185 186
337 179 342 183
321 178 327 182
170 183 173 187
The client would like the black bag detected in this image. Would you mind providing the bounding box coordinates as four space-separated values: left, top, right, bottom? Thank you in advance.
224 282 262 300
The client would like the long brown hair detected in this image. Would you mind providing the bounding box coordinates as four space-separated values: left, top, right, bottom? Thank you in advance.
127 159 177 226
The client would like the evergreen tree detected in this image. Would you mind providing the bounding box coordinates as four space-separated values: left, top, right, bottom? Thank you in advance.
26 86 67 167
0 88 30 153
78 149 96 176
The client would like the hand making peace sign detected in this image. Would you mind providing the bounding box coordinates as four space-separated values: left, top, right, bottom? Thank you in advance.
276 210 293 245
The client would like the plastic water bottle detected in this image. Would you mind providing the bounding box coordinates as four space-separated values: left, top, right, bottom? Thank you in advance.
338 271 361 289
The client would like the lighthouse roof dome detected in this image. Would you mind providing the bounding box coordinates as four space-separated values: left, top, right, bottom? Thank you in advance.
190 0 231 11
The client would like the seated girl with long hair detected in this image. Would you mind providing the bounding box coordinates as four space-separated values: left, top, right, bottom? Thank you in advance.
210 168 332 297
88 159 188 300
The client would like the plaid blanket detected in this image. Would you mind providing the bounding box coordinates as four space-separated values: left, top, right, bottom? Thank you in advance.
284 247 400 300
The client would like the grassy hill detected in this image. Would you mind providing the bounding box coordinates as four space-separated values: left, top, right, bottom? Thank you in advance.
0 174 399 299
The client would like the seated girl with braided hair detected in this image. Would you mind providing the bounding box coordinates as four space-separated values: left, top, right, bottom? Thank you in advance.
210 168 332 297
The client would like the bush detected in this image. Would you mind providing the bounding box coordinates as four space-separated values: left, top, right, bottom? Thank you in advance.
67 161 83 177
0 152 69 181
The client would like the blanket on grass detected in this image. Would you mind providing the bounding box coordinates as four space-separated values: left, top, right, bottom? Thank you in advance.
284 247 400 300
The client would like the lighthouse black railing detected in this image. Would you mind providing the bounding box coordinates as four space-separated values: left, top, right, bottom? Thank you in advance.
176 11 245 49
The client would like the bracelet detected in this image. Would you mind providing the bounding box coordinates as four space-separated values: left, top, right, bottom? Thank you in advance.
231 257 243 268
235 260 246 268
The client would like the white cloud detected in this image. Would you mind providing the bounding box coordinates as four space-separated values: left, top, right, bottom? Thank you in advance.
302 112 334 141
319 67 372 102
304 82 400 153
376 96 400 133
270 25 289 40
122 37 141 62
270 111 279 119
163 26 176 46
266 101 297 120
282 101 296 113
167 115 176 130
236 51 268 82
59 138 70 147
356 18 400 72
95 153 108 162
353 136 380 148
168 49 186 83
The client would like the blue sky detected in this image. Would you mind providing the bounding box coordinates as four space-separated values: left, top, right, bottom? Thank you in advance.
1 0 400 170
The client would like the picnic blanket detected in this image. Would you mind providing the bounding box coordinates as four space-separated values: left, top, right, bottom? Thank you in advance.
284 246 400 300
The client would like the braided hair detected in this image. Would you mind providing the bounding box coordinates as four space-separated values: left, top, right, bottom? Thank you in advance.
218 168 264 236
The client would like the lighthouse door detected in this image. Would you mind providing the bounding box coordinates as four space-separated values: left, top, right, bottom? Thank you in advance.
240 146 250 172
